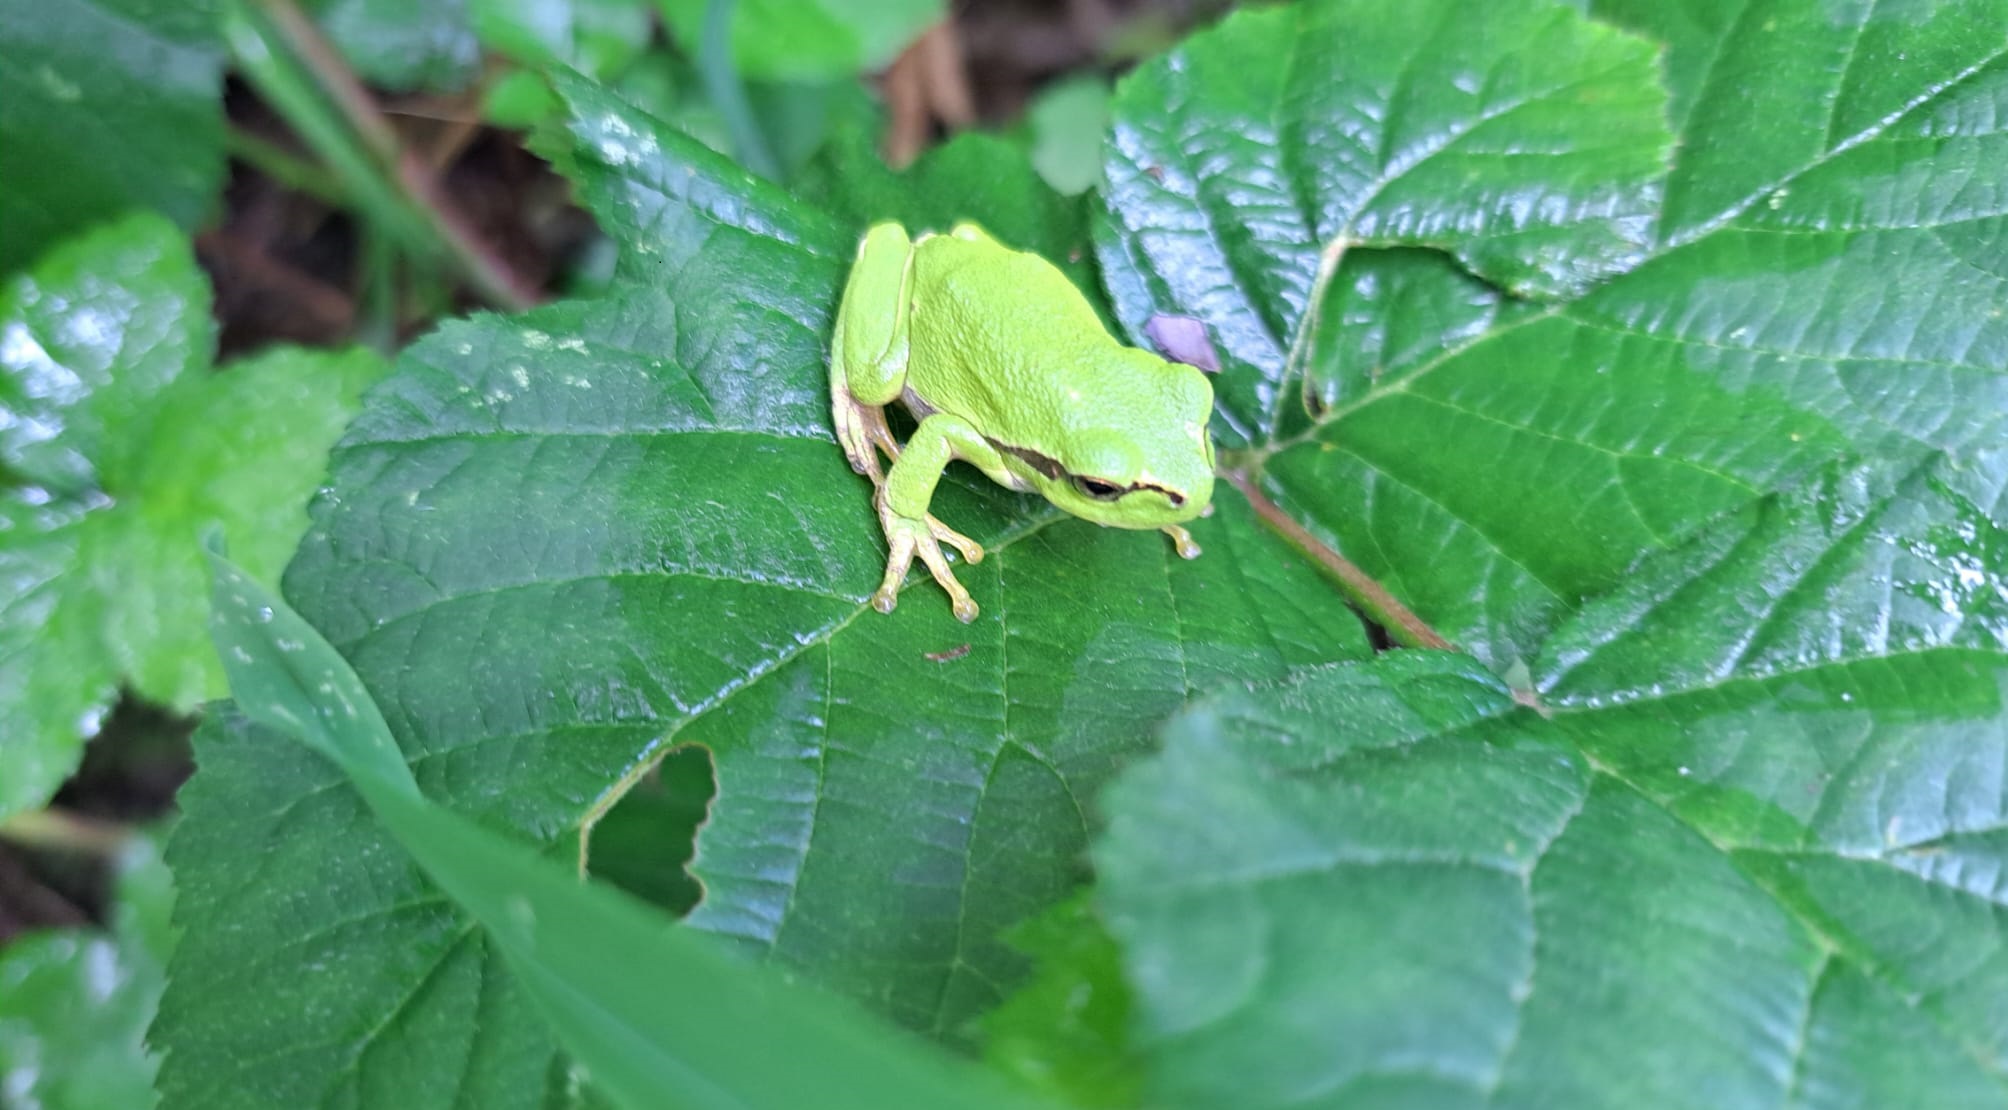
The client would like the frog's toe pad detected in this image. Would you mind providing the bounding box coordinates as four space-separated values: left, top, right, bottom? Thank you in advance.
870 512 980 621
926 515 983 564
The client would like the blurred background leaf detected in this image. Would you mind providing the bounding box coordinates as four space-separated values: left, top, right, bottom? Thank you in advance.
1024 75 1110 197
979 893 1141 1109
303 0 481 91
656 0 944 81
0 0 225 274
0 215 385 820
798 126 1091 275
0 835 173 1110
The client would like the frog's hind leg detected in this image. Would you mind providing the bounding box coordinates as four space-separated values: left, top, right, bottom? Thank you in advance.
830 223 917 483
831 334 902 483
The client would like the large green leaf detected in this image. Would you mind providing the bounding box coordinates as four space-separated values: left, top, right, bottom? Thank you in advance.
1099 0 2008 670
0 215 385 819
0 0 224 274
1096 450 2008 1108
1580 0 2008 244
198 550 1051 1110
152 70 1371 1107
1096 0 1673 448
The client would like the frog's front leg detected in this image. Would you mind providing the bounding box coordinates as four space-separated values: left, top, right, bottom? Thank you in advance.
872 413 1004 622
830 223 917 484
1161 524 1202 559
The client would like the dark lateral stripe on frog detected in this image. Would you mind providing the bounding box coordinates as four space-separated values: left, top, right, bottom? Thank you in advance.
988 437 1065 480
899 384 1067 484
988 436 1185 506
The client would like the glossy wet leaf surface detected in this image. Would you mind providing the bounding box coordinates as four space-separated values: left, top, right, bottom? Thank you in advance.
1096 0 1673 448
1100 0 2008 670
0 215 385 819
151 1 2008 1106
1099 451 2008 1108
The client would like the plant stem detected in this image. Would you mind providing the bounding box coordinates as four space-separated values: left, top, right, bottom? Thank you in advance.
1224 468 1454 651
224 126 347 205
232 0 538 310
0 808 131 856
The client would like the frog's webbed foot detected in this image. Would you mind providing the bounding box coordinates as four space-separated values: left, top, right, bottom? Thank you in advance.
833 395 901 484
870 493 986 622
1162 524 1202 559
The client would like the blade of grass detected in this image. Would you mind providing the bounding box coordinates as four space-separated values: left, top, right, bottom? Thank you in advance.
203 548 1052 1110
221 0 438 257
223 127 348 206
0 808 133 856
696 0 781 180
356 223 400 354
220 0 538 309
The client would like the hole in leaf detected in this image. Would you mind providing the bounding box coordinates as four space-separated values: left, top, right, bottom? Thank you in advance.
582 744 715 917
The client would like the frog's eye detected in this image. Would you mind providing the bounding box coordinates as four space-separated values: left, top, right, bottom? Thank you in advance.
1073 475 1125 501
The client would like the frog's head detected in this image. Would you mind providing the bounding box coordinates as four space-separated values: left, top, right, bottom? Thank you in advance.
1038 354 1216 529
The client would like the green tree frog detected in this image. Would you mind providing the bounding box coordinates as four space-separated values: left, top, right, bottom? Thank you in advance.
829 221 1217 622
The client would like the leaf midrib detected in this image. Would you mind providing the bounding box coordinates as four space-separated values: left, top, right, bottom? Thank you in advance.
1249 42 2008 469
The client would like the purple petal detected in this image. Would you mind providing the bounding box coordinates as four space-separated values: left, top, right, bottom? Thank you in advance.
1144 314 1222 373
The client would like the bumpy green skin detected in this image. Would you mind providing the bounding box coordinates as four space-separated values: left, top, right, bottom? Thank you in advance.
830 221 1216 622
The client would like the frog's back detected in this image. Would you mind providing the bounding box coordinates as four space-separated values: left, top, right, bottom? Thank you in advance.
903 231 1114 444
